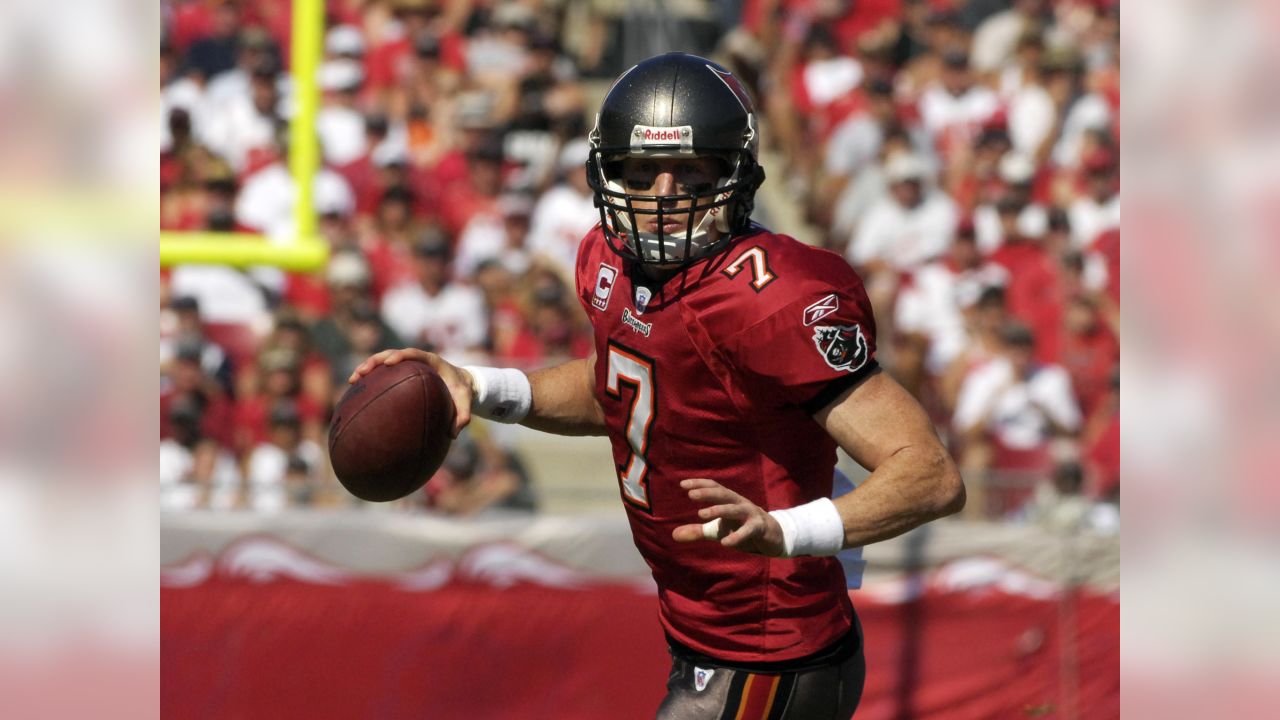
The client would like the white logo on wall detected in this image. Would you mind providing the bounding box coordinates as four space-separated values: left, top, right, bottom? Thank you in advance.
694 667 715 692
593 263 618 311
803 293 839 326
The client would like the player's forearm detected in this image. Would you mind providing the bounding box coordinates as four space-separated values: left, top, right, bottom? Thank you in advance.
521 359 608 436
832 445 965 548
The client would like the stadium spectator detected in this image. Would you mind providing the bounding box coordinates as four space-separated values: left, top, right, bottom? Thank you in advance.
234 134 357 241
422 428 537 515
986 193 1063 363
526 137 596 278
1068 147 1120 249
160 295 235 397
953 322 1080 513
160 338 237 451
918 50 999 162
846 151 957 331
379 233 487 363
159 395 242 511
894 223 1008 395
940 285 1011 414
1059 294 1119 421
179 0 244 81
245 400 326 512
454 191 534 279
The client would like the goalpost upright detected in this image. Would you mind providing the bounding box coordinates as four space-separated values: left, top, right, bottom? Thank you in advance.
159 0 328 272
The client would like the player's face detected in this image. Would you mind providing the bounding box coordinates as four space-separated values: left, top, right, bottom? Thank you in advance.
619 156 722 238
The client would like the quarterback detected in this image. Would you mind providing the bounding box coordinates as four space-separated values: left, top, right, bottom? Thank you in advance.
352 53 964 719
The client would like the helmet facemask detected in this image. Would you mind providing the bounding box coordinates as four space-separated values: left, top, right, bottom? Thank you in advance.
591 149 757 266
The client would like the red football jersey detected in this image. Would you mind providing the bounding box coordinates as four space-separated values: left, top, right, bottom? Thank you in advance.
574 224 878 664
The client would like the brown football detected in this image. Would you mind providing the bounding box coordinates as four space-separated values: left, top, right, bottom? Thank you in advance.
328 360 456 502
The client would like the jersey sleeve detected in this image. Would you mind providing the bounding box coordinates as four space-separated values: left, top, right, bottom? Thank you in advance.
725 261 880 414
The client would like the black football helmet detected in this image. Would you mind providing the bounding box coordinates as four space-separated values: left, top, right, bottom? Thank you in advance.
586 52 766 267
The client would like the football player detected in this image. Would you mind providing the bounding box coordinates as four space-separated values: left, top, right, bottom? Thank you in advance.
351 52 964 719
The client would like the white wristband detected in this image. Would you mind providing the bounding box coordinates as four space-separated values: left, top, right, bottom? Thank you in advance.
461 366 531 423
769 498 845 557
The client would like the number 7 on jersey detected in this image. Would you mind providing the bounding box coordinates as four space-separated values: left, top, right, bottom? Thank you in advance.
605 344 655 510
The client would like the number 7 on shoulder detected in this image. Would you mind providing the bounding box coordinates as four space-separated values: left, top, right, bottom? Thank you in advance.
722 245 776 292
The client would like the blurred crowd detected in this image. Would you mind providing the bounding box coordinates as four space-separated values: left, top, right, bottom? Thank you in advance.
160 0 1118 528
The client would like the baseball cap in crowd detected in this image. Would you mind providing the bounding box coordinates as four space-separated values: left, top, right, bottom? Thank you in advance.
455 92 497 129
174 338 205 363
557 137 590 174
260 347 300 374
999 152 1037 186
999 322 1036 348
468 134 506 163
942 50 969 70
269 400 302 428
171 295 200 314
241 27 274 51
498 193 534 218
492 2 535 30
326 252 371 288
1083 148 1116 174
326 25 365 57
414 33 442 58
865 77 894 98
412 231 452 259
884 153 929 184
348 299 380 324
319 59 364 92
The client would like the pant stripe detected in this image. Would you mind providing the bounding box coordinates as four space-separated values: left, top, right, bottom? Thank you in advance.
733 673 781 720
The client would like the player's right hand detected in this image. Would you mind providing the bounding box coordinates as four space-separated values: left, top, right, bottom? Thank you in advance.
348 348 474 438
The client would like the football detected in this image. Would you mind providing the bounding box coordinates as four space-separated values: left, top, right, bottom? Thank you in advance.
328 360 456 502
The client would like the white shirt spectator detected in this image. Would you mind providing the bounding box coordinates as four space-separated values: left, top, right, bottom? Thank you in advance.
381 281 488 363
235 162 356 241
196 92 277 171
954 358 1081 451
919 84 1000 141
168 265 271 329
974 202 1049 254
1051 93 1113 167
803 56 863 107
527 184 597 278
970 9 1030 74
455 211 532 279
161 76 203 152
824 114 884 179
316 104 368 165
1007 83 1056 158
1068 193 1120 249
159 439 242 511
246 440 324 513
896 261 1010 373
848 191 958 271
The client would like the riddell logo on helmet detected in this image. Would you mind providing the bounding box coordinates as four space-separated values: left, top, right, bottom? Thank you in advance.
631 125 693 150
644 128 680 142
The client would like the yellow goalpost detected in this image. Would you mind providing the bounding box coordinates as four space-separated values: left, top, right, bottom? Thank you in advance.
159 0 328 272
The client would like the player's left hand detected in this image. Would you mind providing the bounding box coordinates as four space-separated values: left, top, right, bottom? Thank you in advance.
672 478 786 557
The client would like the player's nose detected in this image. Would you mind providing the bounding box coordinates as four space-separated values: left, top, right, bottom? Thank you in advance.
653 172 677 198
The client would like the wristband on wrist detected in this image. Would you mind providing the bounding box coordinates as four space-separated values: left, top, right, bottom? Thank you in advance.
461 366 531 423
768 498 845 557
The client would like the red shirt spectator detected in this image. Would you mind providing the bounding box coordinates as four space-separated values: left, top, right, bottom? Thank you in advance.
987 201 1064 364
1058 296 1119 419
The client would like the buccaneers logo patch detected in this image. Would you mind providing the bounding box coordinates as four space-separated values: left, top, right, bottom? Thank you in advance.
812 324 869 372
